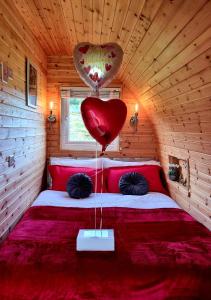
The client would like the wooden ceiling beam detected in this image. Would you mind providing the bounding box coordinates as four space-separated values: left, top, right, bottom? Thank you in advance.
12 0 56 55
82 0 93 43
131 0 209 93
100 0 117 44
121 0 185 84
118 0 163 78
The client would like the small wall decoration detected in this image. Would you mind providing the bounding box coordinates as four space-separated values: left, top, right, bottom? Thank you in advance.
168 155 191 197
168 163 180 181
26 58 37 108
130 103 139 132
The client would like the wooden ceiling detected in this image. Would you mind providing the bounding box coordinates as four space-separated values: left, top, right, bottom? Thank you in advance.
11 0 210 95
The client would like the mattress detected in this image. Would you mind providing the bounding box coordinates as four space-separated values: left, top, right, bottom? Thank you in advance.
32 190 180 209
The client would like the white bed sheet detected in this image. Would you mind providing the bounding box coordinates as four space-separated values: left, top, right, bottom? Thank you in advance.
32 190 180 209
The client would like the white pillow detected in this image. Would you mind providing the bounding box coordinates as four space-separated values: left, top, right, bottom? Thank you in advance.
49 157 160 169
49 157 103 169
102 158 160 168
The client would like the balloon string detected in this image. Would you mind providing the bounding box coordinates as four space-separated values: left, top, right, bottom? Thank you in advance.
100 156 104 231
94 143 98 230
94 145 105 232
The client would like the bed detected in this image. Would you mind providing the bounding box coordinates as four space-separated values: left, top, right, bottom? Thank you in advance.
0 189 211 300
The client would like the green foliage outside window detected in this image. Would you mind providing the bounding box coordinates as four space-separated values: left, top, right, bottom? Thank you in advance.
69 98 94 142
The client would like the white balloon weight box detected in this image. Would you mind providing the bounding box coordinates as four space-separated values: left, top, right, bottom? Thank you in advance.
76 229 115 251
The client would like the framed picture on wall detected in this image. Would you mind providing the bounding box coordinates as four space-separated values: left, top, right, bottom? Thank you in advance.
26 58 37 108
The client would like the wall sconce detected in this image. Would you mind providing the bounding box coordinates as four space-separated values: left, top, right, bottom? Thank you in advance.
47 101 56 123
130 103 139 131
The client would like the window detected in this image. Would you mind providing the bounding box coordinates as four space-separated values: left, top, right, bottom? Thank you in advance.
60 87 121 151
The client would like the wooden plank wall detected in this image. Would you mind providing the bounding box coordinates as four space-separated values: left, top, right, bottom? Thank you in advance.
47 56 156 158
123 1 211 229
47 56 157 159
0 2 47 240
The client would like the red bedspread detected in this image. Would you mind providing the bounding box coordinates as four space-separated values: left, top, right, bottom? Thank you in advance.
0 206 210 300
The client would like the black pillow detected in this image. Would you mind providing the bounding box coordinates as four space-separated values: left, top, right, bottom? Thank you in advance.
67 173 93 199
119 172 149 195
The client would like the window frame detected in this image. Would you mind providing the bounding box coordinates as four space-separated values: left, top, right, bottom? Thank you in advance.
60 87 121 152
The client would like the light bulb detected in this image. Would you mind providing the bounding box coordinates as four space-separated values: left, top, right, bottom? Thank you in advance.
49 101 54 110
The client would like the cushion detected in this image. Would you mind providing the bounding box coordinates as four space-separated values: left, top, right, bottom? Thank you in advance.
48 165 104 192
67 173 93 199
106 165 167 194
119 172 149 195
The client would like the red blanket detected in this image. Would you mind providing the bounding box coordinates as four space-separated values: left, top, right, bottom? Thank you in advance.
0 206 210 300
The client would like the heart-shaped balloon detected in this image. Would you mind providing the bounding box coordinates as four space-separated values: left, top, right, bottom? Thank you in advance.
81 97 127 152
73 43 123 92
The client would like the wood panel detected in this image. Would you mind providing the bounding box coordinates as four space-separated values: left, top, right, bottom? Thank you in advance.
0 1 47 240
123 2 211 230
46 56 157 159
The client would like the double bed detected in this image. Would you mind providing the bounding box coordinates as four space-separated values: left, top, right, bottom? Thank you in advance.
0 158 210 299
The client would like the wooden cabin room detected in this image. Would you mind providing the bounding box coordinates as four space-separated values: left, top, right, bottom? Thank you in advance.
0 0 211 299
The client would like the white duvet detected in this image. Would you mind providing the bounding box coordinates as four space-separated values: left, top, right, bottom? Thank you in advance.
33 190 180 209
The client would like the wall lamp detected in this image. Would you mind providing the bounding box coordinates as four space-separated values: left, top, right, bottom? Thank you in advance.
130 103 139 132
47 101 56 123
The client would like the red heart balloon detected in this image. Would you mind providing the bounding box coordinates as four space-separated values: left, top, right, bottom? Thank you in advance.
81 97 127 152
